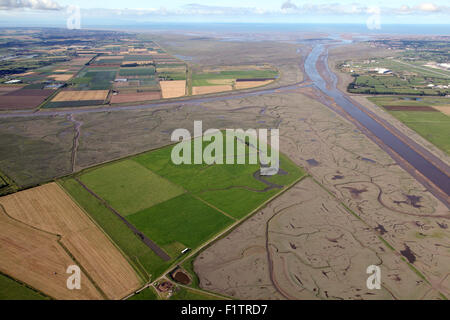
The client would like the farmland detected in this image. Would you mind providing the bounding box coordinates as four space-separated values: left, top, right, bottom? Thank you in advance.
191 66 278 95
0 29 282 110
368 96 450 154
0 273 48 300
341 54 450 96
58 135 304 285
78 160 185 216
0 183 142 300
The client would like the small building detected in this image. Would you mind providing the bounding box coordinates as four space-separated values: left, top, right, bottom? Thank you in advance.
114 78 127 82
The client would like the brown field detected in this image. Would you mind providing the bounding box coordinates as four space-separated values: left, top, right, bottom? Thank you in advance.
52 90 109 102
206 79 234 85
67 57 94 66
110 91 162 103
0 85 24 95
48 74 74 81
96 56 124 61
0 183 142 300
156 67 186 73
192 85 232 95
128 48 147 53
160 80 186 98
234 79 274 90
14 71 35 77
0 89 54 110
0 206 104 300
432 105 450 115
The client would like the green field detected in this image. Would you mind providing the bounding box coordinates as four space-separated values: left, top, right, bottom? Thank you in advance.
119 67 156 76
128 287 159 300
60 135 304 280
192 69 278 87
74 69 117 90
127 194 233 253
388 110 450 154
169 287 221 300
79 160 185 216
368 96 450 107
0 273 48 300
134 139 304 218
368 96 450 154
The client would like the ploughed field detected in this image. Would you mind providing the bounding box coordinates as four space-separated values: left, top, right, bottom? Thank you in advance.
0 183 142 300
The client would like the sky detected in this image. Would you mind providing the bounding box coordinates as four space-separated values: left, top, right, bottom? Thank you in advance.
0 0 449 27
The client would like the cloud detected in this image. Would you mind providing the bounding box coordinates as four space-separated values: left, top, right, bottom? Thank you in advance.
0 0 62 11
182 3 259 15
417 3 439 12
281 1 297 10
394 2 448 14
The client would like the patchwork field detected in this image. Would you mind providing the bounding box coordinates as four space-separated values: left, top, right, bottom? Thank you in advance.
0 183 142 300
58 136 304 283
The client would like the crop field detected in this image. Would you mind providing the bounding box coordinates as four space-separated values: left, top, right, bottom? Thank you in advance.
119 67 156 76
368 96 450 154
52 90 109 102
110 91 162 104
0 183 142 300
189 67 277 95
79 69 117 90
0 88 54 110
235 79 274 89
160 80 186 98
48 74 73 81
192 85 232 95
0 205 104 300
192 69 277 86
